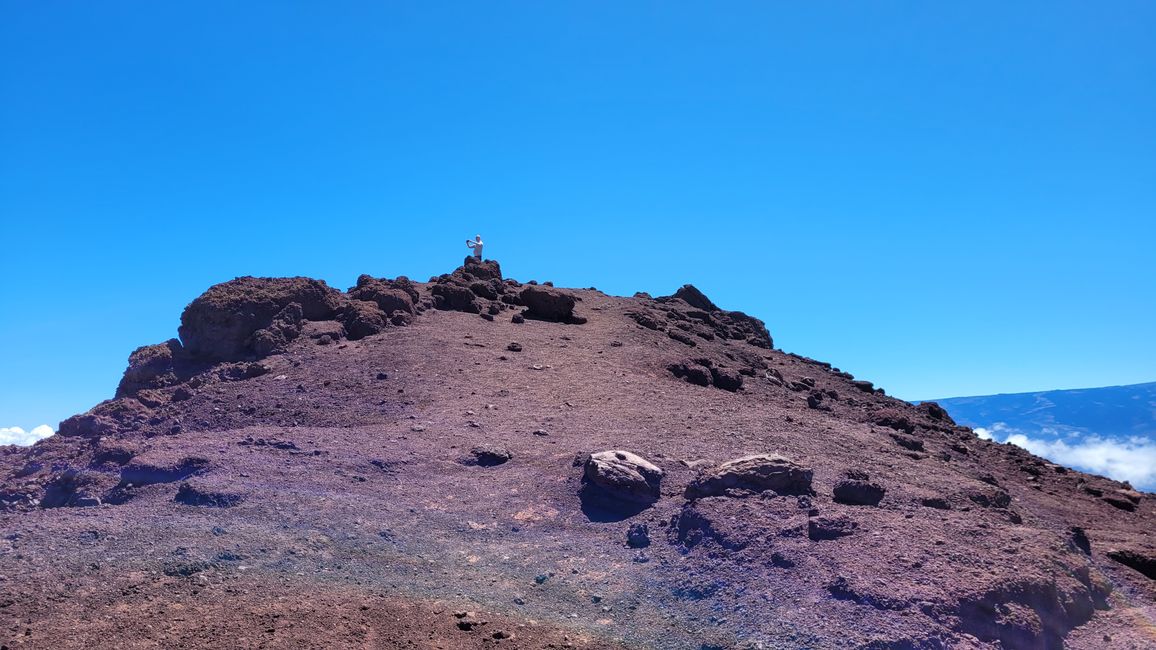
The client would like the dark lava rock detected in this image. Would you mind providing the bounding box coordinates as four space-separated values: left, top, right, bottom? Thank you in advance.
467 446 513 467
506 342 522 352
1106 548 1156 580
833 479 886 506
339 300 389 340
709 366 744 392
57 412 119 438
175 482 244 508
873 408 916 434
178 276 344 361
469 281 499 300
348 275 416 315
457 256 503 281
252 302 306 357
686 454 813 498
670 284 720 311
120 457 210 487
519 285 583 323
626 522 651 548
919 401 954 424
583 450 664 504
116 339 192 397
431 283 480 313
808 515 857 541
41 469 108 508
889 432 925 452
668 360 713 387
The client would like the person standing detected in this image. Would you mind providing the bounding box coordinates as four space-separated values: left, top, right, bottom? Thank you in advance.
466 234 484 259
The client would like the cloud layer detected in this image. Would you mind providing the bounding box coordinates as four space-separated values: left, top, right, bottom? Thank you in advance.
0 425 55 446
973 423 1156 491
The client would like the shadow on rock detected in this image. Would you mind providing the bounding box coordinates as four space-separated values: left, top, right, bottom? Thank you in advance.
578 483 653 522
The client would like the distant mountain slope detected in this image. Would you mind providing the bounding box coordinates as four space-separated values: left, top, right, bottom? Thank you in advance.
931 382 1156 491
931 381 1156 439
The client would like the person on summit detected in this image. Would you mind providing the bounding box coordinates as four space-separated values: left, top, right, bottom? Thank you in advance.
466 234 484 259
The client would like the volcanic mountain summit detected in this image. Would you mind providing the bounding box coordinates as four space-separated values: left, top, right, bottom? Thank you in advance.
1 257 1153 649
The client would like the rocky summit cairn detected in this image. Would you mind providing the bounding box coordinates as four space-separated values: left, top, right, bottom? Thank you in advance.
3 259 1153 649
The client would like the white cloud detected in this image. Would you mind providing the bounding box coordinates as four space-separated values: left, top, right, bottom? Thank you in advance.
1003 433 1156 491
0 425 54 446
973 422 1156 490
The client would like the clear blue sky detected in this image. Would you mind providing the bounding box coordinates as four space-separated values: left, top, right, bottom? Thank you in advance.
2 2 1154 432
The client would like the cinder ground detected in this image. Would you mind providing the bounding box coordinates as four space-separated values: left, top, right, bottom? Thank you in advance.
1 262 1153 649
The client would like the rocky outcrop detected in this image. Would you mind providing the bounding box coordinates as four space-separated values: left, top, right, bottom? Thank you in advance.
655 284 773 348
583 450 664 504
686 454 813 498
178 276 344 361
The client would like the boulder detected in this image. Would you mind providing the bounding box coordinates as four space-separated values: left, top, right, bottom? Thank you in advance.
178 276 344 361
431 283 479 313
833 479 886 506
668 360 713 387
457 256 503 281
467 446 513 467
520 285 582 323
115 339 188 397
348 275 416 315
340 300 389 340
710 366 744 392
686 454 813 498
671 284 720 311
584 450 664 504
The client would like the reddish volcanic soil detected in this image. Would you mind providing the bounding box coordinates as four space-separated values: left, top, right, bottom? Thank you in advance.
1 258 1153 649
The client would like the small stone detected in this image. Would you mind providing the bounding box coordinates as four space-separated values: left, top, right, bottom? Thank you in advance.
507 342 523 352
626 523 651 548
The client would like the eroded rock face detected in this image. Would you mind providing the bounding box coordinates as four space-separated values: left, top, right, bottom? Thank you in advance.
584 450 664 504
178 277 344 361
686 454 813 498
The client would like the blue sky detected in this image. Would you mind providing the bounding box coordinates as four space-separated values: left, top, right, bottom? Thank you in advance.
2 2 1154 433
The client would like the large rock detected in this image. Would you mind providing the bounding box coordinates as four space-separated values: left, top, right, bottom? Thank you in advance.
457 256 503 281
671 284 720 311
584 450 664 504
115 339 189 397
339 300 389 340
431 283 480 313
520 285 583 323
178 277 344 361
686 454 813 498
833 479 886 506
348 275 417 315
